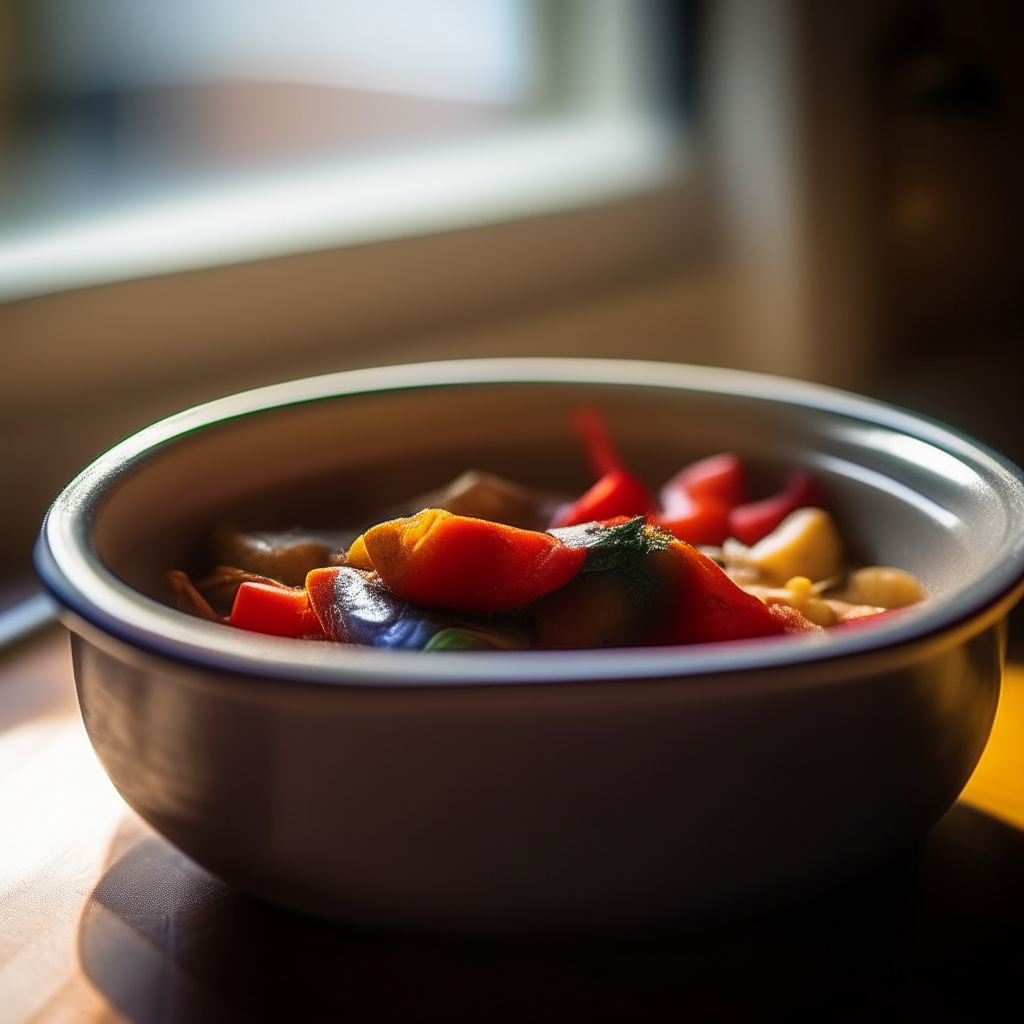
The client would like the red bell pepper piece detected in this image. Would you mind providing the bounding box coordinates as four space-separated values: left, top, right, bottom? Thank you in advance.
357 509 587 611
229 581 326 638
660 452 747 511
655 453 745 546
553 470 653 528
650 540 784 645
656 496 732 546
570 406 626 476
727 470 826 546
552 407 653 528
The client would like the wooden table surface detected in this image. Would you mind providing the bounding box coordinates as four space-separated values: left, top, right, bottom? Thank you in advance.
1 626 1022 1023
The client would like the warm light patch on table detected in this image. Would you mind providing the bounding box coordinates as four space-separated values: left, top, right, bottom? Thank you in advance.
959 662 1024 830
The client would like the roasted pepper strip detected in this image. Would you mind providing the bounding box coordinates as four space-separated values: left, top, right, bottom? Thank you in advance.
571 406 627 477
229 581 326 638
553 470 653 528
656 452 745 545
650 540 785 645
350 509 588 611
552 408 653 527
727 470 826 546
661 452 747 510
656 497 732 546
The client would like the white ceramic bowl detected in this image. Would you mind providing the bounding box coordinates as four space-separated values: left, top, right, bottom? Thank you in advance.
36 359 1024 933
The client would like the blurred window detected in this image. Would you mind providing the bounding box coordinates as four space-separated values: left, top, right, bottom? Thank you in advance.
25 0 533 103
0 0 683 300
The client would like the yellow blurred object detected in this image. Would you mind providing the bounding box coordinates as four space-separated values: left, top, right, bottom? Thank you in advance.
746 508 843 586
960 662 1024 830
845 566 926 609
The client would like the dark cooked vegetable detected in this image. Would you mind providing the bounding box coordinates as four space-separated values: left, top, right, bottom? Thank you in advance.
306 566 528 649
538 516 674 647
307 566 451 648
404 470 554 531
209 524 343 587
165 569 223 622
424 627 525 651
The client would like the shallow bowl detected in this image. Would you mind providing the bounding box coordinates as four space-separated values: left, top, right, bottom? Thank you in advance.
35 358 1024 933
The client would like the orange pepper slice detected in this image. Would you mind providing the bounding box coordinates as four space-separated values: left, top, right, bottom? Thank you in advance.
359 509 587 611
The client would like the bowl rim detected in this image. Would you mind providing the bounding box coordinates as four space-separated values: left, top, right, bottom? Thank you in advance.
35 357 1024 687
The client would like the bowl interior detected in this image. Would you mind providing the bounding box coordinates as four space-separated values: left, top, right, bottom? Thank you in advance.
88 378 1013 611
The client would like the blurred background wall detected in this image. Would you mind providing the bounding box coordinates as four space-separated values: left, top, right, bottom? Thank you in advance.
0 0 1021 584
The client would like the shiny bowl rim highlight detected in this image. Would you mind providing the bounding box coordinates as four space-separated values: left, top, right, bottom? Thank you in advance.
35 357 1024 688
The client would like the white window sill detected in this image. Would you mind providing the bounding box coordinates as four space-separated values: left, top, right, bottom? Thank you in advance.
0 115 682 305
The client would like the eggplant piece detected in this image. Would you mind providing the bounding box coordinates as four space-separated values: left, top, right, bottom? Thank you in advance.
307 567 530 650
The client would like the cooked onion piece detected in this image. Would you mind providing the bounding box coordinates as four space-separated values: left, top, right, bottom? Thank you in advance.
842 566 927 609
